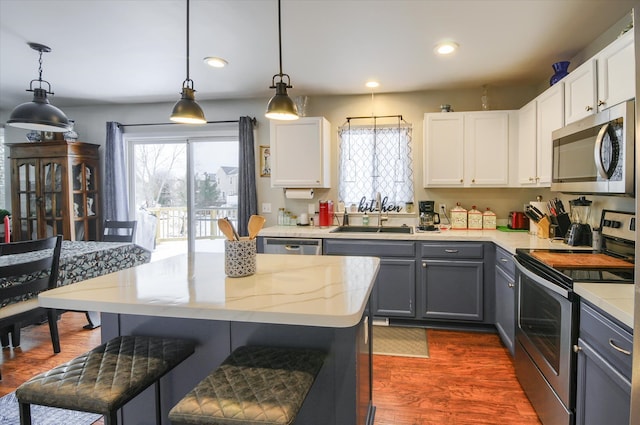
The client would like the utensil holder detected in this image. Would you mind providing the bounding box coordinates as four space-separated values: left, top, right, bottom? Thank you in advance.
225 239 256 278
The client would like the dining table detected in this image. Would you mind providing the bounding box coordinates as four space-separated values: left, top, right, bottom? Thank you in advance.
1 240 151 328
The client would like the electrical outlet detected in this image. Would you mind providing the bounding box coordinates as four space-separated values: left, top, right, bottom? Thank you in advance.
439 203 447 213
261 203 272 213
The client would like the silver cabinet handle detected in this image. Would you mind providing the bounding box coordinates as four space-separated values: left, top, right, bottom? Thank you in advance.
508 282 515 288
422 262 427 268
444 249 459 253
608 338 631 356
573 344 582 353
500 258 509 263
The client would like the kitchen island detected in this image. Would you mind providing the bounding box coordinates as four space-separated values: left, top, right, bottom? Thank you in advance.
38 252 380 425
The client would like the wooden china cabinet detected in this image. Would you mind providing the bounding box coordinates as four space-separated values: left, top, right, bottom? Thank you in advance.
8 140 101 241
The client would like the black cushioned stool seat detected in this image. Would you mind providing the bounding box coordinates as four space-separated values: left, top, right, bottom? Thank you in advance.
16 335 195 425
169 345 326 425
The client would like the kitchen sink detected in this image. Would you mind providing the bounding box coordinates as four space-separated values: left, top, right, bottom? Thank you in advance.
330 225 413 234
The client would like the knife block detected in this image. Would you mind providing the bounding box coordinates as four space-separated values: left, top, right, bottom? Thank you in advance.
536 216 551 239
549 213 571 239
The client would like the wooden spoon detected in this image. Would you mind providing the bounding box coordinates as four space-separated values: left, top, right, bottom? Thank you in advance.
248 215 266 240
218 218 237 241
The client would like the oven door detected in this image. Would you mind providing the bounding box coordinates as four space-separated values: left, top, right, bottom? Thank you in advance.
515 257 577 409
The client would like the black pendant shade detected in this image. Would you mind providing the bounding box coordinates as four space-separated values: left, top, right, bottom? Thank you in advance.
170 0 206 124
265 0 298 120
7 42 71 132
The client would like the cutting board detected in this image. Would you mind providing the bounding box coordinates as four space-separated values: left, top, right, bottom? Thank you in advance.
531 252 634 269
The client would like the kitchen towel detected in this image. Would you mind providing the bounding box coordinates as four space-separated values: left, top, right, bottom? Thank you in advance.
285 188 314 199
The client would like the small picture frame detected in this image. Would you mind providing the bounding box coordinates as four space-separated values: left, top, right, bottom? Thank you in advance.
259 145 271 177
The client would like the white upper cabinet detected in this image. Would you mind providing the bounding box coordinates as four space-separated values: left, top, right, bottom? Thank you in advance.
270 117 331 188
423 113 464 186
517 83 564 187
424 111 512 188
564 30 635 124
596 30 635 112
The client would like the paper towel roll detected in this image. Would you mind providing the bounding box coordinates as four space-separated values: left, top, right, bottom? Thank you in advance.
285 188 314 199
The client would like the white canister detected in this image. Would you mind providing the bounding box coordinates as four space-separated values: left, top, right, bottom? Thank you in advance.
468 206 483 229
482 208 497 229
299 213 309 225
450 203 467 229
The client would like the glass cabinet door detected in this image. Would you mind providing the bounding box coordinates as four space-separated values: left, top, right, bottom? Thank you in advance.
72 160 99 240
16 160 38 240
42 160 66 238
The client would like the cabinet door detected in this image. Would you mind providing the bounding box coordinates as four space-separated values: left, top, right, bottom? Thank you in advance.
11 159 39 240
494 266 515 356
423 113 464 187
465 112 509 186
536 83 564 185
40 159 69 239
517 100 537 185
270 117 330 188
420 259 484 321
575 339 631 425
72 159 100 241
373 258 416 318
564 60 597 124
596 30 635 112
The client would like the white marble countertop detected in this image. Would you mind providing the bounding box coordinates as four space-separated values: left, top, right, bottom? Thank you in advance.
574 282 634 329
260 225 634 329
259 225 588 253
38 253 380 328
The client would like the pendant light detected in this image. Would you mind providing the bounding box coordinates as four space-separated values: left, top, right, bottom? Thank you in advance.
7 42 71 132
265 0 298 120
170 0 206 124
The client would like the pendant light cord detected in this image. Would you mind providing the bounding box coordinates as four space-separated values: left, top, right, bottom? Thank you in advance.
186 0 191 83
277 0 283 77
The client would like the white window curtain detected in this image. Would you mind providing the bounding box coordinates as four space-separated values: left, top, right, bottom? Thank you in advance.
338 123 414 207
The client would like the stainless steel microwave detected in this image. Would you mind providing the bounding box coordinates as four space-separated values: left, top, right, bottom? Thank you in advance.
551 100 634 196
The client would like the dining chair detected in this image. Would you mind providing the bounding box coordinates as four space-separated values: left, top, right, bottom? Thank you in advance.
0 235 63 380
102 220 137 243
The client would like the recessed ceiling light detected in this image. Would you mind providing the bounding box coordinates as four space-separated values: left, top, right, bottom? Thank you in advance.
365 81 379 88
203 56 228 68
434 41 459 55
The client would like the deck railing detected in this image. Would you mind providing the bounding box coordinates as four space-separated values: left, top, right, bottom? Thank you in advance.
145 206 238 241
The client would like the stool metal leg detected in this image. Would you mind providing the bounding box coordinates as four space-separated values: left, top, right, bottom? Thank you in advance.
18 403 32 425
105 411 118 425
155 380 162 425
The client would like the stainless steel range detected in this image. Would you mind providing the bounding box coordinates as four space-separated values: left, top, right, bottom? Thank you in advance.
514 210 635 425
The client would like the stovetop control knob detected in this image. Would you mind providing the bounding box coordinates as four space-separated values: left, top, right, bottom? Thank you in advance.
603 219 612 227
611 220 622 228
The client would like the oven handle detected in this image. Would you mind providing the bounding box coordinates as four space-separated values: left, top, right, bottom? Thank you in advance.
513 255 570 299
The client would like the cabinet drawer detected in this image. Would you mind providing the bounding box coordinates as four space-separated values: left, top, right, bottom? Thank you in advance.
420 243 483 259
324 239 415 257
579 302 633 379
495 246 515 275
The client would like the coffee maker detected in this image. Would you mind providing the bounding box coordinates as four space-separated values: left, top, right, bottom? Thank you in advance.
565 196 593 246
419 201 440 231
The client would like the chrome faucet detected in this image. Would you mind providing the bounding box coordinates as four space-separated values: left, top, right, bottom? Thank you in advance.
376 192 388 227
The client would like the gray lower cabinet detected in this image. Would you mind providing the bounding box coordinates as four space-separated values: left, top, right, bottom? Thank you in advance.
324 239 416 318
575 301 632 425
494 246 515 355
419 243 485 322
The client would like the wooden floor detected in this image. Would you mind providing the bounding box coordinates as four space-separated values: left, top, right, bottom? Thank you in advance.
1 313 541 425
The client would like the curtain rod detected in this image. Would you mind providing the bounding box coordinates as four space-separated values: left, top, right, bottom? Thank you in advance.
345 115 404 121
119 117 256 127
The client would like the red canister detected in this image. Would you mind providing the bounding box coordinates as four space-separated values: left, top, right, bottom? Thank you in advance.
319 200 334 227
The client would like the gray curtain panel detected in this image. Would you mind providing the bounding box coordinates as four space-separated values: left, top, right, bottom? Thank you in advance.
104 122 129 221
237 116 257 236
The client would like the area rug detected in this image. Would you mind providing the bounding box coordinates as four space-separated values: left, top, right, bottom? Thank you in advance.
0 391 101 425
372 326 429 358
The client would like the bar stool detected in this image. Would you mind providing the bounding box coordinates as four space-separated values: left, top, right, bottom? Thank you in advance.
169 345 325 425
16 335 195 425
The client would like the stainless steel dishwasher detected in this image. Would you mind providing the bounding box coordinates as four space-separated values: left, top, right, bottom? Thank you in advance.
263 237 323 255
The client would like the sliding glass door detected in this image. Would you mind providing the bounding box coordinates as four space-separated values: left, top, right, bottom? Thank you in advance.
128 133 238 259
